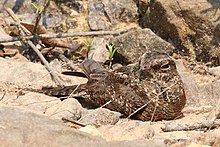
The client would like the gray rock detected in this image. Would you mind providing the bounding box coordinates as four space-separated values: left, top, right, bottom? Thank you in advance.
112 28 174 63
0 0 87 33
88 0 111 30
80 108 121 127
209 66 220 77
0 57 87 91
1 0 36 14
0 57 52 86
175 59 220 107
13 92 60 114
0 106 103 147
0 106 158 147
88 37 111 63
45 98 82 120
88 0 138 30
79 125 103 137
178 71 220 107
191 131 220 147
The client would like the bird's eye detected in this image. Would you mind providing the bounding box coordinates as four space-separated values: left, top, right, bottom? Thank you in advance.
151 65 161 70
161 64 170 70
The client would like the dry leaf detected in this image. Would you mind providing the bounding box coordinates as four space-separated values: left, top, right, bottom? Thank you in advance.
0 48 18 57
20 22 71 49
40 47 54 55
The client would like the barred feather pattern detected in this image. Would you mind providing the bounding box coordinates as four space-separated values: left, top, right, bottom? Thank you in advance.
40 51 186 121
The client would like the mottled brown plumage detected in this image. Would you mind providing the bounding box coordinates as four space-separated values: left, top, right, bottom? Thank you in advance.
40 51 186 121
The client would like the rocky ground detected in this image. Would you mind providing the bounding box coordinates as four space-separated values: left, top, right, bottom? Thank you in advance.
1 0 220 147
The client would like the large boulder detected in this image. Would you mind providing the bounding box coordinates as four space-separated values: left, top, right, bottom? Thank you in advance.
139 0 220 66
0 106 163 147
111 28 175 63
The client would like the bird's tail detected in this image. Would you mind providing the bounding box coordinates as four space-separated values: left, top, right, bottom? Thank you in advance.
24 59 105 97
41 84 87 96
23 84 87 97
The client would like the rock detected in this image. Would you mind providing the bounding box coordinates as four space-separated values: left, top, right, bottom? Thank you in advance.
0 57 52 87
1 0 36 14
213 138 220 147
0 57 87 92
88 37 111 63
176 70 220 107
49 59 87 86
0 106 104 147
190 131 220 147
79 108 121 127
79 125 102 137
10 53 29 62
1 0 89 33
11 92 60 114
209 66 220 79
45 98 82 120
111 28 175 63
186 142 210 147
174 58 220 106
201 106 220 133
0 106 157 147
88 0 110 30
88 0 138 30
139 0 220 66
98 119 154 141
55 0 84 13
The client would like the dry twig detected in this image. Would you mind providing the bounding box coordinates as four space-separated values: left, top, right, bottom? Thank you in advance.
62 117 86 127
0 91 6 102
5 8 64 87
27 40 64 87
0 30 129 43
162 104 220 132
161 120 220 132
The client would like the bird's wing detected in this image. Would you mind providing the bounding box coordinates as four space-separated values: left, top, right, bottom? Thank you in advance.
81 59 108 79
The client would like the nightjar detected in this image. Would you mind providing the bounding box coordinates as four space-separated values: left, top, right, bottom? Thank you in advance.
40 51 186 121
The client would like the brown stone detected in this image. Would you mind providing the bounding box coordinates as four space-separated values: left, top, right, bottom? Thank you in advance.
139 0 220 66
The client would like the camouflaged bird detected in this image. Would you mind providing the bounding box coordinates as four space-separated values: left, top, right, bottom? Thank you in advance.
40 51 186 121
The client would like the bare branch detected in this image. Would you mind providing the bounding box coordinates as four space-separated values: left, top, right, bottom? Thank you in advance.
0 91 6 102
27 40 64 87
161 120 220 132
0 30 128 43
62 117 86 127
